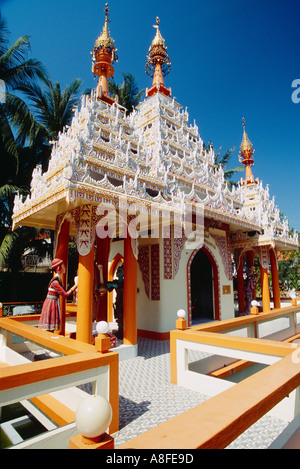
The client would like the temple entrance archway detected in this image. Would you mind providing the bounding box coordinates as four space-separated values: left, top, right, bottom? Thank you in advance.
188 246 220 325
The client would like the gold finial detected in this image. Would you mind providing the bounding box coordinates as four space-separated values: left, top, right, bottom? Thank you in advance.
94 3 117 54
151 17 166 48
91 3 118 102
146 17 171 78
240 118 254 160
104 2 109 19
239 118 257 185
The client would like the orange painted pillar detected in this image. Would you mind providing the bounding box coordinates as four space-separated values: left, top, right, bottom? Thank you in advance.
270 249 281 309
260 265 271 312
76 244 95 344
55 220 70 336
123 235 137 346
236 255 245 315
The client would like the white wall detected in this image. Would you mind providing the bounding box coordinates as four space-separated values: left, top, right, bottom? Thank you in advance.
136 231 235 334
108 231 235 335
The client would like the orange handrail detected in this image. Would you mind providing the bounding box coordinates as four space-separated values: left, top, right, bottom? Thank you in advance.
0 317 119 434
119 352 300 449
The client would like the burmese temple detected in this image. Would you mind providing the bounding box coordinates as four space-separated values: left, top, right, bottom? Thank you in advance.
1 4 300 450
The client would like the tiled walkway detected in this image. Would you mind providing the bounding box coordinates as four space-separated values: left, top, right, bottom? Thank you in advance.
112 337 288 449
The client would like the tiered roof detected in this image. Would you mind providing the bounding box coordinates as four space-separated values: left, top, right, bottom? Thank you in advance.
12 9 298 252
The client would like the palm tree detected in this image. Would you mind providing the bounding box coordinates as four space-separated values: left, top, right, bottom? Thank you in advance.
0 19 82 276
213 145 244 188
109 73 144 114
0 16 46 178
12 76 83 172
0 17 48 272
0 227 51 272
0 76 83 273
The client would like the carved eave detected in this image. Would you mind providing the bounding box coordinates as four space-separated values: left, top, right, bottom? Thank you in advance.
12 188 72 232
231 230 298 253
12 85 298 254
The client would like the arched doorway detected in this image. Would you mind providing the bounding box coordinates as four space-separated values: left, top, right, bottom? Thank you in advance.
188 247 220 324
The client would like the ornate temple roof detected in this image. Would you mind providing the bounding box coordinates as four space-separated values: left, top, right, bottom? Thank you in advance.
11 10 298 252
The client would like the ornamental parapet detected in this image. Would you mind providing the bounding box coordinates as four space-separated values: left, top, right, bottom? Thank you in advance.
11 87 298 255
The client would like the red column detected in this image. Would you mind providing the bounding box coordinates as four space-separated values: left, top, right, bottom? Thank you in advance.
55 220 70 336
270 249 281 309
123 235 137 346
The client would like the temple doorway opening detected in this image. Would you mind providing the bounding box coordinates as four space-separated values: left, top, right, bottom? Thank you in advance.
191 249 214 324
112 262 124 340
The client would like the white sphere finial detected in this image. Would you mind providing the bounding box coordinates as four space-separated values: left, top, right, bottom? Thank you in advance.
75 395 112 439
177 309 186 319
96 321 109 334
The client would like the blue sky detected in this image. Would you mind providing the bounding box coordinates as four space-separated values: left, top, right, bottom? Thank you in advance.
2 0 300 231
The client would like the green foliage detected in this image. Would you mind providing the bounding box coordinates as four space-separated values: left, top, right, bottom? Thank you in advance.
16 76 83 141
0 17 82 275
278 249 300 292
108 73 144 114
213 146 244 188
0 17 46 174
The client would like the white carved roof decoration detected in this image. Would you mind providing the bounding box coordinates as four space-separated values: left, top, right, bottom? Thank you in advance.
12 90 298 248
134 93 244 220
232 180 298 246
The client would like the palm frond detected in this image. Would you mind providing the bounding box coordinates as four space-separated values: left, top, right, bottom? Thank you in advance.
5 91 46 145
0 183 23 198
0 17 9 56
224 166 244 180
108 73 144 114
213 145 244 187
0 230 20 269
214 146 235 168
0 36 46 88
0 105 19 168
17 76 82 141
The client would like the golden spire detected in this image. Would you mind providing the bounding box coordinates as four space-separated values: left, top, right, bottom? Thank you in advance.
145 17 171 98
240 118 254 160
239 118 257 185
94 3 116 54
91 4 118 103
151 17 167 48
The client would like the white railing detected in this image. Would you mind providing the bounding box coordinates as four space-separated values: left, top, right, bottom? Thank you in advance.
171 306 300 424
0 317 119 449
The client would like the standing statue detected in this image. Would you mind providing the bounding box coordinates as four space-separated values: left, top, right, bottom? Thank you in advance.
38 258 77 331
